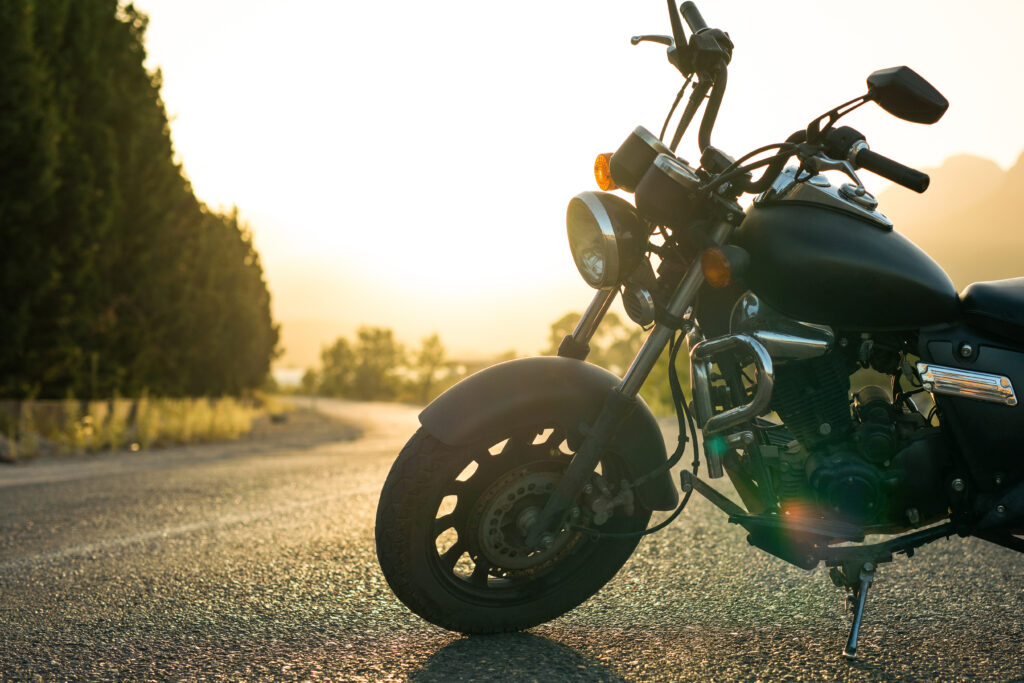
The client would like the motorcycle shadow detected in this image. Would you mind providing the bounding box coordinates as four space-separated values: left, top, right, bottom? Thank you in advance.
408 632 626 682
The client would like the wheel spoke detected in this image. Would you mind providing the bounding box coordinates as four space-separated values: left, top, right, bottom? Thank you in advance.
470 560 490 587
544 425 567 449
439 542 465 572
433 513 456 535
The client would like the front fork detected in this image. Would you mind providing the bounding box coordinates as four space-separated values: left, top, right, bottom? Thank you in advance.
527 220 734 547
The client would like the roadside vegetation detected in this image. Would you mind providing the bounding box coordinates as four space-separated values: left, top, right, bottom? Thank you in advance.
0 394 294 461
300 313 682 415
0 4 281 458
0 3 279 401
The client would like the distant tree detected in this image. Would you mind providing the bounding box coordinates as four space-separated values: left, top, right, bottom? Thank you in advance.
412 333 446 403
300 368 319 395
318 337 356 397
352 327 404 401
544 311 679 415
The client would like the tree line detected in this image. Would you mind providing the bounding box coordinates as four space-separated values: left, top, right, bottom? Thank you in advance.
0 2 278 400
304 314 679 413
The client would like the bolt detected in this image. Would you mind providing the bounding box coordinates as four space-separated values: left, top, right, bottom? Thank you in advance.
996 505 1007 515
569 506 581 520
819 423 832 436
840 338 849 348
864 562 875 572
995 474 1004 487
582 484 593 495
959 344 973 358
539 532 555 550
951 478 966 493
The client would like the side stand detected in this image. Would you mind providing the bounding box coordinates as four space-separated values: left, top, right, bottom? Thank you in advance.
835 562 876 659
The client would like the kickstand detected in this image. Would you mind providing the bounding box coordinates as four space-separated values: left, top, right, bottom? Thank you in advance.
840 562 876 660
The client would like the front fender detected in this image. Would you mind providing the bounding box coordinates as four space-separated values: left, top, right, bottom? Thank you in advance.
419 356 679 511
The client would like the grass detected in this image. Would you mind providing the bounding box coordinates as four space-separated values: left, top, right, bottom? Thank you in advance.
0 394 290 460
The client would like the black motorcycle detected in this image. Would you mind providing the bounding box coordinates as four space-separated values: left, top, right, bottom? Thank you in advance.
375 1 1023 659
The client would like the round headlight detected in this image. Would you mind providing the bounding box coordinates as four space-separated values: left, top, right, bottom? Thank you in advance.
566 191 649 289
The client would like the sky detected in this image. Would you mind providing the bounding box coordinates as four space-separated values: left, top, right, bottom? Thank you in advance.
131 0 1024 367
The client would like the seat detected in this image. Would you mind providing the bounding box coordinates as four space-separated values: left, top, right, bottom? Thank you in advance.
960 278 1024 341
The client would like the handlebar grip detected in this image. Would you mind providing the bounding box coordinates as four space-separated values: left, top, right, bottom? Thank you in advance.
854 148 930 193
680 2 708 33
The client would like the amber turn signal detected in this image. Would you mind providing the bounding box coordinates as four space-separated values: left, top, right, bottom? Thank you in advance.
701 247 732 288
594 153 617 191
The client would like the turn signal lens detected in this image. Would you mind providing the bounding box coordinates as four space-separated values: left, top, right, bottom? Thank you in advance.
594 153 617 191
701 247 732 288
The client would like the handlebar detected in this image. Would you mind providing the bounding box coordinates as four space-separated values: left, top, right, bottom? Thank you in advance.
680 2 708 33
851 144 930 193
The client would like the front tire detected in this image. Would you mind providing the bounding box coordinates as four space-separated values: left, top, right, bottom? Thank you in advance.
375 425 650 633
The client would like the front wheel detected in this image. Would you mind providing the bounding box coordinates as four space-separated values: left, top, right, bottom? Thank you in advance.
375 425 651 633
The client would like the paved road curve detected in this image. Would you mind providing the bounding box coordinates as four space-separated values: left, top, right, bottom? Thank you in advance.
1 398 1022 681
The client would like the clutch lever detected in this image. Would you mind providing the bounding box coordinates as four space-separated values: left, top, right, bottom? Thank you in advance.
631 34 673 47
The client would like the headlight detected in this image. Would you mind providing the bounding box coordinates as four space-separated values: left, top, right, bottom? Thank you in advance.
566 191 649 289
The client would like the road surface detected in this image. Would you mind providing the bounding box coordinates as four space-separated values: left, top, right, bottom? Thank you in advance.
1 398 1022 680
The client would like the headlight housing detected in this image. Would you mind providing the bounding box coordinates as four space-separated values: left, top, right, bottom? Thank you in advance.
566 191 649 289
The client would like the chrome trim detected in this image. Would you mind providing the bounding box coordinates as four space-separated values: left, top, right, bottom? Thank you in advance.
652 153 701 187
917 363 1018 407
756 167 893 230
571 288 617 347
633 126 672 156
750 330 831 361
617 220 733 398
690 334 774 434
847 140 869 167
570 191 619 289
730 292 834 361
838 182 879 210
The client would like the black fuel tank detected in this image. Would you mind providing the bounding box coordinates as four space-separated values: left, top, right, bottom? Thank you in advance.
736 201 959 330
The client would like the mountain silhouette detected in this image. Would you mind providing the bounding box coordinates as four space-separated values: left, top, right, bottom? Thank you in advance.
877 152 1024 289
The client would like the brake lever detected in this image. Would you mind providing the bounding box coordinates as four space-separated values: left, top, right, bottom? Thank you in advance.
631 34 673 47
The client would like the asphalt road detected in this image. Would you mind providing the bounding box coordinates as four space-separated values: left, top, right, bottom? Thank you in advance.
1 398 1022 681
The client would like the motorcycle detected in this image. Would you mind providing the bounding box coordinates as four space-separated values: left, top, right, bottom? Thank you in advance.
375 1 1024 659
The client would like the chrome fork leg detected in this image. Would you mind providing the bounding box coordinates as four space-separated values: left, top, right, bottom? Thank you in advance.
557 288 617 360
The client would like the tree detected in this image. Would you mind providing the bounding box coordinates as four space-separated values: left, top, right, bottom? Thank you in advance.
0 3 279 398
544 311 680 415
352 327 404 401
318 337 356 397
412 333 446 403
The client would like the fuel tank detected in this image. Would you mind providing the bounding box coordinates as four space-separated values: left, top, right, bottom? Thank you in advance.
734 171 959 330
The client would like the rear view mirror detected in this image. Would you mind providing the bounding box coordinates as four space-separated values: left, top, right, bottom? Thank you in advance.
867 66 948 124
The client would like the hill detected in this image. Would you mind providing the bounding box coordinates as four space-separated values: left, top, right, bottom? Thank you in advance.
878 152 1024 289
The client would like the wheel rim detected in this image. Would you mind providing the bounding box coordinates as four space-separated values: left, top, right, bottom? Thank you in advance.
426 424 626 604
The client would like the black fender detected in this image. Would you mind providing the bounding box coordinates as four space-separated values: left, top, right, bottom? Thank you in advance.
419 356 679 511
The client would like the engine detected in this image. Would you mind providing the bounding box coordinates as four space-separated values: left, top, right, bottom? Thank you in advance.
768 351 952 530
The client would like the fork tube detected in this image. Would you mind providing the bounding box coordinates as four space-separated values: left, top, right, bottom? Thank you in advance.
617 220 733 398
572 288 617 347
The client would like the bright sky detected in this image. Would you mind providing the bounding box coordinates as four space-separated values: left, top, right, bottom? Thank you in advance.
132 0 1024 366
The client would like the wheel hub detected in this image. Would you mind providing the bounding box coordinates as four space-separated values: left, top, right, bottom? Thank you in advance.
475 465 575 570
